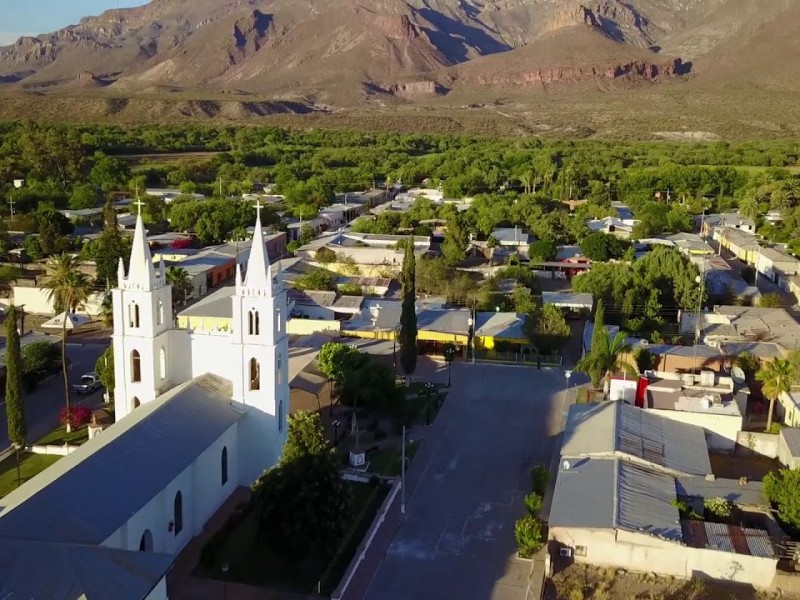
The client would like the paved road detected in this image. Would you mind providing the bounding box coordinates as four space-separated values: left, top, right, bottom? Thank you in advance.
360 362 574 600
0 341 109 451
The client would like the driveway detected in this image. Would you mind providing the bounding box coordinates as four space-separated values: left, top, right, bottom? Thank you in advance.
360 362 572 600
0 341 109 451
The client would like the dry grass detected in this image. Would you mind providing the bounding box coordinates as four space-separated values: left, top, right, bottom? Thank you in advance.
550 564 798 600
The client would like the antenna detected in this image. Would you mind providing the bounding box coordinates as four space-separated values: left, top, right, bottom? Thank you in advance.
731 366 746 385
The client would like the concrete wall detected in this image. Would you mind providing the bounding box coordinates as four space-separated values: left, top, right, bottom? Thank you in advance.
286 318 341 336
649 408 742 452
737 431 779 458
28 444 80 456
293 303 334 320
777 433 800 469
550 527 777 588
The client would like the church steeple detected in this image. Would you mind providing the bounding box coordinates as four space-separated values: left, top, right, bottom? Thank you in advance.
124 200 159 291
239 201 273 295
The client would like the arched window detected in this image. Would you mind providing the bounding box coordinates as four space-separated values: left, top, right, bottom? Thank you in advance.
248 309 260 336
131 350 141 383
249 358 260 391
132 397 141 410
221 447 228 486
173 491 183 536
277 353 283 385
159 348 167 381
129 302 140 328
157 300 164 326
139 529 153 552
278 399 284 432
276 307 282 333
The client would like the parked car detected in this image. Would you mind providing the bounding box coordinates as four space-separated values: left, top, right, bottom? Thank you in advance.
72 372 102 395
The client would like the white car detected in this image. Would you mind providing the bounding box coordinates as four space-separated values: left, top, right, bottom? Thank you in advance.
72 372 102 395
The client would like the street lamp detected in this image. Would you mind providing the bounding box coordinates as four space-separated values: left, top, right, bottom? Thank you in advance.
221 563 229 600
443 343 456 387
565 370 572 400
468 313 476 365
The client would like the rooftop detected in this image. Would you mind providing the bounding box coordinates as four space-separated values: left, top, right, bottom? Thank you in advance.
416 308 471 335
475 312 527 340
675 476 766 507
542 291 593 309
703 306 800 351
561 402 712 476
0 374 240 545
781 428 800 458
549 457 682 541
681 520 775 558
178 286 235 320
491 227 532 245
717 227 760 250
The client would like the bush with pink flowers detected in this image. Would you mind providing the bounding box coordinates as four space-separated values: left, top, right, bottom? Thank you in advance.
60 405 92 429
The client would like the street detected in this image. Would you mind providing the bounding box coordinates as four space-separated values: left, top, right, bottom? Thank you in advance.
0 342 108 451
356 361 576 600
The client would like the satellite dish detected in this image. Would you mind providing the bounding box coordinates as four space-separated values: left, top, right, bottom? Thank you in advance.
731 366 746 384
562 460 571 472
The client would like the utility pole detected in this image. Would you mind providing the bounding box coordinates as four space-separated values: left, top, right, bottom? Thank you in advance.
401 426 406 515
8 197 14 218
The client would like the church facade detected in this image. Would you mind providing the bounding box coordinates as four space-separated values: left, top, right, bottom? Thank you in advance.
0 208 289 599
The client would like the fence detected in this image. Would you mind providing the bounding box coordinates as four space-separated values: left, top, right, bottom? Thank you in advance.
472 350 563 367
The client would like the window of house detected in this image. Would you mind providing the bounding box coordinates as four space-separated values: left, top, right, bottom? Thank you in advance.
131 350 141 383
129 302 140 328
278 399 283 432
159 348 167 381
276 307 282 333
277 353 283 385
173 491 183 536
249 358 260 391
132 397 140 410
139 529 153 552
221 447 228 486
248 309 260 336
157 299 164 326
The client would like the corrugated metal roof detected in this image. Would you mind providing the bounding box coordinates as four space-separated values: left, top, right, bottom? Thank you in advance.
781 428 800 458
0 374 240 545
616 460 682 540
676 477 766 506
475 312 527 340
561 403 712 476
0 539 174 600
682 521 775 558
549 457 681 541
417 309 471 335
178 286 235 319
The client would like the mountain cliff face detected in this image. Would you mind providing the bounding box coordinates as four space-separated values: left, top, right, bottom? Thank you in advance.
0 0 796 107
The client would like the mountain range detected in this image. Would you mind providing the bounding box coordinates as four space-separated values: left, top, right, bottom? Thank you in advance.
0 0 798 137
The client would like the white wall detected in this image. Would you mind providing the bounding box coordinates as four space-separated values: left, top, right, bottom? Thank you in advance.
103 424 238 556
293 304 334 320
777 434 800 469
737 431 779 458
648 408 742 452
550 527 777 588
144 577 168 600
12 287 106 316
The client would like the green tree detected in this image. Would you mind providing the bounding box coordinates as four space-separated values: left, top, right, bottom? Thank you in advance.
90 197 131 287
514 515 545 559
441 214 469 266
69 183 101 210
295 268 338 291
528 240 557 263
586 300 606 387
633 347 656 374
399 240 418 377
5 304 27 487
524 304 571 355
764 468 800 533
318 342 363 390
89 152 131 191
166 266 193 306
577 328 636 394
755 358 794 432
580 232 624 262
42 253 92 431
251 411 351 557
95 345 114 398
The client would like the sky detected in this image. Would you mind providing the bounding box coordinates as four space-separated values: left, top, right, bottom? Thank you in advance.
0 0 149 46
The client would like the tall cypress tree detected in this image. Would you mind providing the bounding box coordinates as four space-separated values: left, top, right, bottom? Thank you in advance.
399 238 418 377
588 299 606 388
5 304 27 487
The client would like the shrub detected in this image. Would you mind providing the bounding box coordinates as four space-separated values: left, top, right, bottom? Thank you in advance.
703 497 733 521
514 515 545 558
23 341 60 382
524 492 543 516
530 465 550 495
60 405 92 429
169 237 193 249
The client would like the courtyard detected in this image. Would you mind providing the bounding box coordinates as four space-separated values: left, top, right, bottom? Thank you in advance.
359 361 572 600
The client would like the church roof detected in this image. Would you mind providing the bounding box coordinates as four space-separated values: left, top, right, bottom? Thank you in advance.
125 211 158 290
0 374 240 546
178 286 236 319
242 209 272 291
0 538 174 600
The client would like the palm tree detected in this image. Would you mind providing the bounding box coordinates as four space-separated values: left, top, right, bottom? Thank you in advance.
518 171 533 195
576 328 637 397
738 191 762 221
166 266 192 307
43 253 92 431
755 358 794 432
769 188 791 212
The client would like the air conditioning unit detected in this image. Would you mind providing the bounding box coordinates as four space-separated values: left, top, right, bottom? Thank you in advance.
560 548 573 558
682 373 695 387
700 370 716 387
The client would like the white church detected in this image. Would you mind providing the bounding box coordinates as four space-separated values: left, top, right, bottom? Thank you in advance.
0 206 289 599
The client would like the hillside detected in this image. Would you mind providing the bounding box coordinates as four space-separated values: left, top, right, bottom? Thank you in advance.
0 0 798 138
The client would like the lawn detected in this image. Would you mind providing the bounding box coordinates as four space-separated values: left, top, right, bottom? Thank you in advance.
35 425 89 446
368 440 421 476
0 452 61 498
196 480 390 595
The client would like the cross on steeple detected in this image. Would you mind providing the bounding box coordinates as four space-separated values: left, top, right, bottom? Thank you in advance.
254 200 263 221
134 198 146 215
